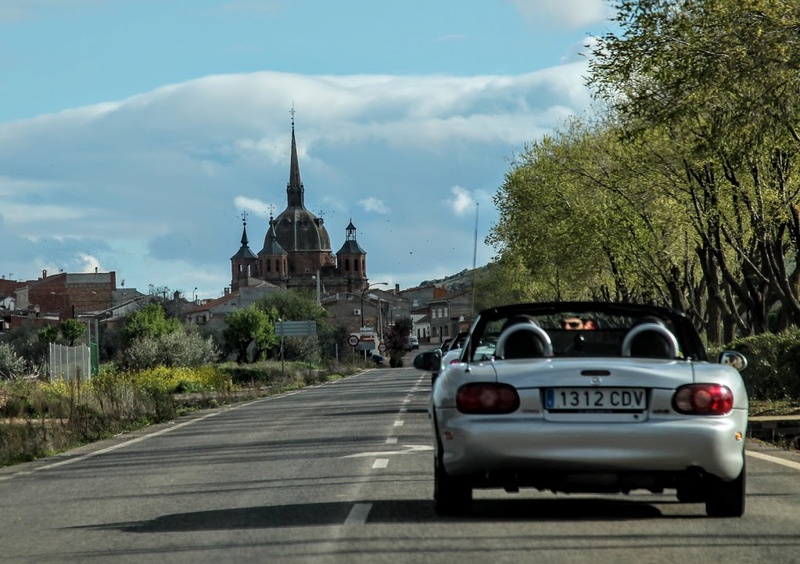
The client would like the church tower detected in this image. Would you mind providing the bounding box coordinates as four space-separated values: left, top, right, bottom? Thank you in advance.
268 114 336 285
258 215 289 285
230 214 258 292
335 219 367 294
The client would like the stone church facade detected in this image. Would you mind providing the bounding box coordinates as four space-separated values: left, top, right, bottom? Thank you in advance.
230 120 370 297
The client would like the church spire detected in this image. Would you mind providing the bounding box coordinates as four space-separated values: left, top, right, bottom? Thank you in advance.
240 213 250 247
287 107 304 208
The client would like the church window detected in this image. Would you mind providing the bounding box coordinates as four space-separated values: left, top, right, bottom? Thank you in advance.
266 260 271 273
345 258 350 271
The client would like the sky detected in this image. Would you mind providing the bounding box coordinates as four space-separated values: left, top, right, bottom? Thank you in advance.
0 0 613 299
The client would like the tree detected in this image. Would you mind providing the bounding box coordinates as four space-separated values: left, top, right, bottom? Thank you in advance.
37 324 60 344
120 303 181 346
589 0 800 323
222 306 276 364
59 319 87 346
37 319 88 347
255 290 323 321
385 318 413 367
254 290 341 361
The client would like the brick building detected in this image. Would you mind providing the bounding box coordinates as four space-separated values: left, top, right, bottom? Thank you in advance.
14 270 116 321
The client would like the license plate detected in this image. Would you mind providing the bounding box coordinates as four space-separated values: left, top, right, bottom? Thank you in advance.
545 388 647 411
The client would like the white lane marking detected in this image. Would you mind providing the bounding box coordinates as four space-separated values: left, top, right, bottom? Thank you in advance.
0 411 224 481
394 420 404 427
747 449 800 471
403 398 411 403
399 408 407 413
344 503 372 525
342 444 433 458
386 437 398 444
373 459 389 469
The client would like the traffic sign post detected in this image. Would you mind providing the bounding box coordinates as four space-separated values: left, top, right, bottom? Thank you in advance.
347 334 359 347
275 320 317 337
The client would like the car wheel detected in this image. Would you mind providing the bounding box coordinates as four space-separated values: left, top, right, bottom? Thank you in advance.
705 465 745 517
434 454 472 516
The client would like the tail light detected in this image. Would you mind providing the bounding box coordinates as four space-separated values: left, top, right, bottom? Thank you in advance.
456 383 520 414
673 384 733 415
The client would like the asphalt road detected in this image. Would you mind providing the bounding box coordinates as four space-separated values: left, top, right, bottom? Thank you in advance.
1 366 799 563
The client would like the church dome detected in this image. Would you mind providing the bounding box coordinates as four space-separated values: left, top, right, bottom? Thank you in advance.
272 208 332 252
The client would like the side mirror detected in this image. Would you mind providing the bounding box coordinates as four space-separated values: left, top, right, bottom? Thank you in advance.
718 350 748 372
414 350 442 372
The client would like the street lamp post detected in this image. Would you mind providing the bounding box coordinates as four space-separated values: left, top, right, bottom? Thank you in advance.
360 282 388 329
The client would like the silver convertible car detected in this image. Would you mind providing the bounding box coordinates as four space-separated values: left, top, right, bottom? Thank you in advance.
414 302 749 518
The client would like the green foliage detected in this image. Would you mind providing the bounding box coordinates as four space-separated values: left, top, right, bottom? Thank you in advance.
37 319 90 347
255 290 324 322
117 330 219 371
0 343 28 380
725 328 800 400
250 290 345 362
222 306 276 363
37 324 60 344
59 319 87 346
484 1 800 342
120 303 181 346
280 336 321 366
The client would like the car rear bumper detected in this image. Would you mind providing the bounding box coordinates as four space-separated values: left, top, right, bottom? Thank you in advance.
436 408 747 483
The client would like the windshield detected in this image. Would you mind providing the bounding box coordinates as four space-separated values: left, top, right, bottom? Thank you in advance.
463 303 703 362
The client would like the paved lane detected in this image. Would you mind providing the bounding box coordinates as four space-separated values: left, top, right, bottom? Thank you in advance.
0 367 799 563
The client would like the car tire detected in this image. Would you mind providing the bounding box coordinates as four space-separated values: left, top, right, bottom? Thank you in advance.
434 453 472 516
676 485 704 503
705 464 745 517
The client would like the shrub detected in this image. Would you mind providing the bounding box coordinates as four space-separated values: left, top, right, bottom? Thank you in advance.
0 343 27 380
117 331 219 371
726 328 800 401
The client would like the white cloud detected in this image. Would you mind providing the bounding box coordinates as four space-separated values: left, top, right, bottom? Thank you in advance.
78 253 103 273
234 196 276 219
359 198 390 215
509 0 611 29
450 186 476 216
0 64 594 296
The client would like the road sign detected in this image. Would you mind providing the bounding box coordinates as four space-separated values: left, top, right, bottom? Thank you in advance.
348 335 359 347
378 343 387 353
275 320 317 337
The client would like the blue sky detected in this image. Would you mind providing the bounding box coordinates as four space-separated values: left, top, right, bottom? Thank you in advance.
0 0 612 298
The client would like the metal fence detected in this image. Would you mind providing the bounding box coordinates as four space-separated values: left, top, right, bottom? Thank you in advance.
49 343 92 381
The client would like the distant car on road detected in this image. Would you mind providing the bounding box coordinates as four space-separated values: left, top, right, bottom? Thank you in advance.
370 353 384 365
414 301 749 518
406 336 419 350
